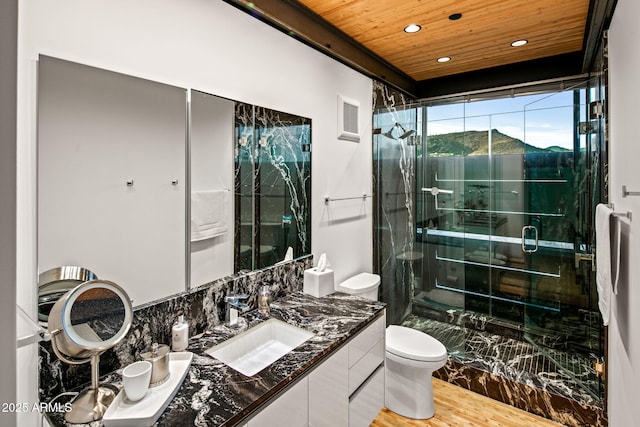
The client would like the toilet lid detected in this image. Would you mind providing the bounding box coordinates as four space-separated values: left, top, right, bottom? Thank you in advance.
386 325 447 362
338 272 380 294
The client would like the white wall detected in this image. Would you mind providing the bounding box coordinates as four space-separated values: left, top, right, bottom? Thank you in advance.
606 0 640 425
17 0 373 423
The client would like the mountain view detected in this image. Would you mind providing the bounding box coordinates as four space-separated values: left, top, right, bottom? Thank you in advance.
426 129 571 156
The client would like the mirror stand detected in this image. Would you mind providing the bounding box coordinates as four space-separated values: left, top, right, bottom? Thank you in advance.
50 330 118 423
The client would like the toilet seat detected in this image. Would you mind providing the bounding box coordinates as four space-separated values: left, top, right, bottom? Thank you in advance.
386 325 447 362
338 272 380 294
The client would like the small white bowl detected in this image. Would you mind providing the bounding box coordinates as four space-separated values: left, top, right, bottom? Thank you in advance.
122 360 152 402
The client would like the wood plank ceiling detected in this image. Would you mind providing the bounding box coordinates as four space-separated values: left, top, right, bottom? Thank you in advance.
297 0 590 82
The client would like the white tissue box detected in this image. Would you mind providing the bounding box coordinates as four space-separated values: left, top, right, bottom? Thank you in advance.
303 268 335 297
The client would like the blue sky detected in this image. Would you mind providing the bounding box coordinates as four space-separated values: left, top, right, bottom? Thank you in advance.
425 90 579 150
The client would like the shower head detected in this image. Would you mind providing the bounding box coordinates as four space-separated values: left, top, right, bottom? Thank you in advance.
382 123 416 140
399 129 416 139
382 128 397 139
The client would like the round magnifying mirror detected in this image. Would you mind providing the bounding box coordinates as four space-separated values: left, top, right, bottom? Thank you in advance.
48 279 133 358
47 280 133 423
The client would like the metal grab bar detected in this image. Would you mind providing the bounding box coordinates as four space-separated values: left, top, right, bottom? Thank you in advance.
434 206 564 218
521 225 539 253
435 252 561 278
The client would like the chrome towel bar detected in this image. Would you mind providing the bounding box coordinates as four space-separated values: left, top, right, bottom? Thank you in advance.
622 185 640 198
325 194 371 204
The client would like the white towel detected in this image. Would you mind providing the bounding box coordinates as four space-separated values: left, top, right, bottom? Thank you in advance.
191 190 228 242
595 203 622 326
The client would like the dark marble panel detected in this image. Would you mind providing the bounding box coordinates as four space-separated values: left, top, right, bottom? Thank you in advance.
39 256 313 404
405 315 607 426
435 360 607 427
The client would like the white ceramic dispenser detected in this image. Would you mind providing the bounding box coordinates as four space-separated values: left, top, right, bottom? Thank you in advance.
171 312 189 352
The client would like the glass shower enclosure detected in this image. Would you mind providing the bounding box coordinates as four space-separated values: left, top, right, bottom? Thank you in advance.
374 79 605 400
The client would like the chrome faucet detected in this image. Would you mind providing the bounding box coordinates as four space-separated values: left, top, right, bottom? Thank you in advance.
225 293 250 328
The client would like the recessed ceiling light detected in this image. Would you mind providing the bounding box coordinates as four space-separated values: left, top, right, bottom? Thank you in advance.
437 56 451 63
404 24 421 33
511 39 528 47
449 13 462 21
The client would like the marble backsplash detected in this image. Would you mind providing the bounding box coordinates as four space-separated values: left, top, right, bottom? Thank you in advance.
39 256 313 403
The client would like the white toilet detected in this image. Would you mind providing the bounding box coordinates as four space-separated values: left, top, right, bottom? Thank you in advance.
337 272 449 420
385 325 447 419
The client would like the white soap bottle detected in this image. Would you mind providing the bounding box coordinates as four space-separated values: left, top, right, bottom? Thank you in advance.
171 312 189 352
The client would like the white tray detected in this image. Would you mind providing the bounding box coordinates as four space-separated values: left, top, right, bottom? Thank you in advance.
103 352 193 427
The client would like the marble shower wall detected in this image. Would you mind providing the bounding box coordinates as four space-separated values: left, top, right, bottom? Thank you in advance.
234 102 312 271
372 81 417 325
39 256 313 403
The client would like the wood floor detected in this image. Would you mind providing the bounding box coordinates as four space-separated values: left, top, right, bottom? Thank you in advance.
371 379 565 427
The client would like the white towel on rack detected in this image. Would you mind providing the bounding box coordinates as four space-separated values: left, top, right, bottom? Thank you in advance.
191 190 228 242
595 203 622 326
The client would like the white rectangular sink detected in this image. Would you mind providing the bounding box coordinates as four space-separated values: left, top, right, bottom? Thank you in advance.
205 318 314 377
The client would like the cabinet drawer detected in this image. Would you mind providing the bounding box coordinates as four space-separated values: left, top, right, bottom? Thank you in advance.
309 345 349 427
349 365 384 427
348 315 385 368
248 377 308 427
348 338 384 396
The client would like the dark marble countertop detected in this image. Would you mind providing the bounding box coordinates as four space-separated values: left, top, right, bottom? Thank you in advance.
45 292 386 427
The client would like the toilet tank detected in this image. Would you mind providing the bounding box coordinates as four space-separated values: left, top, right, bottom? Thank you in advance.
338 273 380 301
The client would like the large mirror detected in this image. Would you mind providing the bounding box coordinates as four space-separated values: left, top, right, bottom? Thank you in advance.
190 92 312 285
37 56 187 306
38 56 312 306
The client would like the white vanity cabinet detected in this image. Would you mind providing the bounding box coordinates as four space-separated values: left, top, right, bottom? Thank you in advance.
309 345 349 427
247 377 309 427
245 312 385 427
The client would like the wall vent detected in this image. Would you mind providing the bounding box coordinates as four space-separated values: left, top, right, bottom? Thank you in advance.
337 95 360 142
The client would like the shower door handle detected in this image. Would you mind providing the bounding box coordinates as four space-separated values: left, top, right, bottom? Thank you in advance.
422 187 454 210
421 187 453 196
521 225 539 253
